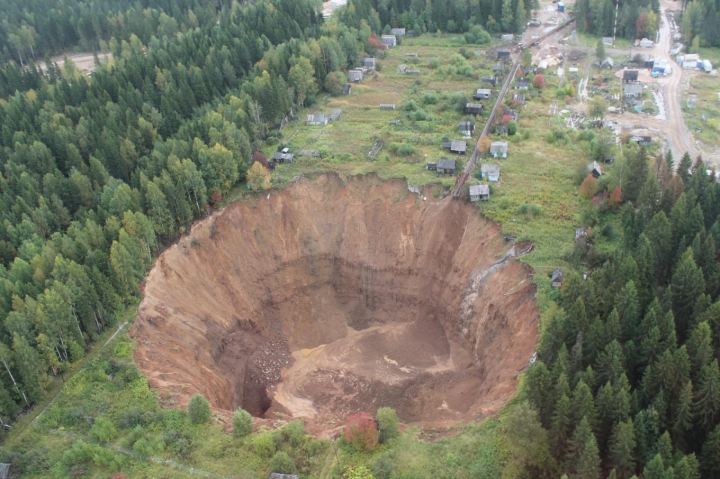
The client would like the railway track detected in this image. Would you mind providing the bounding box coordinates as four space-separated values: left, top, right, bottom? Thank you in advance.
452 18 575 199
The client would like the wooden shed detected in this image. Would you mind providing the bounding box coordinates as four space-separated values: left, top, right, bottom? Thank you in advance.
470 184 490 201
436 158 456 175
490 141 508 158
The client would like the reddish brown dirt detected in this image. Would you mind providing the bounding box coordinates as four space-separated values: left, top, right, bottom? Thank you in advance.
130 173 539 432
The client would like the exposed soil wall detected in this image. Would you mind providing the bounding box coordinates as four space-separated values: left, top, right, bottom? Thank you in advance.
131 174 538 430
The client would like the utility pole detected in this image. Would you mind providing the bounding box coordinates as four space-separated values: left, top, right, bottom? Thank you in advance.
613 0 619 46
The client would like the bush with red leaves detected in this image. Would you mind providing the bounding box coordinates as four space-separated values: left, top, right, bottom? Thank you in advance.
343 412 378 452
253 151 269 168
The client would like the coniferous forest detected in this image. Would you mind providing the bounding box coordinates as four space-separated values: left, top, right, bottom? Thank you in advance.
1 0 720 477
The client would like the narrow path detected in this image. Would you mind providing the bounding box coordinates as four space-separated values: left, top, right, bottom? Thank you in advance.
318 439 339 479
34 321 130 425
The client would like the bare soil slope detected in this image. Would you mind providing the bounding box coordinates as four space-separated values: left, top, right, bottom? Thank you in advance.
131 174 538 430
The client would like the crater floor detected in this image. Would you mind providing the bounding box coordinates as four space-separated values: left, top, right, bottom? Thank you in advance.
130 174 538 431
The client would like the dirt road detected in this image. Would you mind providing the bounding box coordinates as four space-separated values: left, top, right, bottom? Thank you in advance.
654 2 704 162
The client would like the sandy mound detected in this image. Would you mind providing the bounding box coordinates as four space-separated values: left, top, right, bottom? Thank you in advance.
130 174 538 431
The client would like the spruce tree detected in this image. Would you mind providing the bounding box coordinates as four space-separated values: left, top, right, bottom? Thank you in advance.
188 394 211 424
610 421 636 479
701 425 720 478
642 454 666 479
693 359 720 430
671 249 706 339
679 152 693 185
551 393 573 458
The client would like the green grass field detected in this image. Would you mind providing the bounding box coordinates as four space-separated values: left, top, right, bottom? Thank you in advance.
682 73 720 150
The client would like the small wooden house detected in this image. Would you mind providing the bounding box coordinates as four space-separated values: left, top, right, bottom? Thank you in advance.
511 93 526 104
624 84 643 98
551 268 564 288
466 103 484 115
342 83 352 95
490 141 508 158
458 121 475 135
271 151 294 163
493 63 504 73
473 88 492 100
470 184 490 201
348 69 364 82
270 474 300 479
361 57 376 69
450 140 467 154
306 114 329 126
497 50 511 61
515 78 531 90
495 125 508 135
391 28 406 36
482 75 498 85
623 70 639 82
481 163 500 182
381 35 397 47
588 161 603 178
436 158 456 175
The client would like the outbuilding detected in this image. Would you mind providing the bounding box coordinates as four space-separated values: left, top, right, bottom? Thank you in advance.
436 158 457 175
588 161 603 178
470 184 490 201
390 28 406 36
551 268 564 288
575 226 588 242
497 50 511 61
342 83 352 95
490 141 508 158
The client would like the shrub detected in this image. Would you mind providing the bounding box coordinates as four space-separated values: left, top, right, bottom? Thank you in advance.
372 453 396 479
421 92 438 104
269 451 297 474
90 417 118 443
282 420 305 447
188 394 210 425
507 121 518 136
579 174 599 199
252 432 276 458
396 144 417 156
343 412 378 452
533 74 545 89
120 407 145 429
232 408 253 437
518 203 542 220
344 466 375 479
377 407 399 443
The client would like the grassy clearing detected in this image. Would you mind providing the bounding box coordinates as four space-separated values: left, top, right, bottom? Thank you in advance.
682 73 720 149
1 34 617 478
